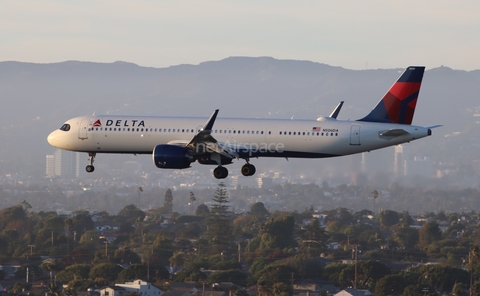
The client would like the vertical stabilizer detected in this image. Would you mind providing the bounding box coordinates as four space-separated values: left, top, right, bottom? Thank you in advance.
358 66 425 124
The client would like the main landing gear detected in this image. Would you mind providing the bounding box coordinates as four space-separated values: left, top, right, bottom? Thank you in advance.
213 166 228 179
241 163 256 176
212 162 257 179
86 153 96 173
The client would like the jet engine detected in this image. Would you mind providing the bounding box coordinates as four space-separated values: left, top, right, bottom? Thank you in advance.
153 144 192 169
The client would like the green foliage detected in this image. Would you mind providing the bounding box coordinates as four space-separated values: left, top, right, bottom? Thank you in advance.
195 204 210 216
392 226 419 249
206 182 233 255
117 264 148 282
257 264 295 295
419 221 442 251
207 269 248 287
338 260 391 290
112 248 141 265
117 204 145 225
378 210 400 228
89 263 124 281
56 264 91 282
259 214 296 251
374 274 406 295
164 188 173 213
410 264 469 293
250 202 269 221
0 205 27 230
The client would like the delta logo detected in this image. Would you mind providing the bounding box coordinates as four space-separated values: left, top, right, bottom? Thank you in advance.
93 120 102 127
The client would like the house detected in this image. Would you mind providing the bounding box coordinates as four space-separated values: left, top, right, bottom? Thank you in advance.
326 242 341 250
0 260 30 278
115 279 162 296
334 289 372 296
100 286 126 296
293 280 336 295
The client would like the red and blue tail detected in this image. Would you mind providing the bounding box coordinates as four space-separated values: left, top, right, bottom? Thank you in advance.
358 66 425 125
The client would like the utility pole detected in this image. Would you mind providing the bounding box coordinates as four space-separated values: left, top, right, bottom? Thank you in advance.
353 245 358 290
28 245 35 256
238 243 241 263
104 241 109 260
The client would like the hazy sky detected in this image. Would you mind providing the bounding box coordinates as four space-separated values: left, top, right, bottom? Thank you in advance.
1 0 479 70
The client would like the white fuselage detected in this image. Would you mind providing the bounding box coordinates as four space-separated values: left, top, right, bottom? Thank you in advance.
47 115 431 160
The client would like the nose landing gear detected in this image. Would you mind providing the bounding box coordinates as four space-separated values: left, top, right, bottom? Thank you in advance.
86 153 96 173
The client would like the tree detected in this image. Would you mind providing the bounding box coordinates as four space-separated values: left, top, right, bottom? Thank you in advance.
452 282 467 296
164 188 173 213
392 227 419 250
189 191 196 214
206 182 233 255
300 218 326 256
338 260 391 290
250 202 269 221
55 264 91 282
374 274 406 296
117 204 146 225
378 210 400 228
419 221 442 251
372 190 378 217
195 204 210 216
260 214 296 251
65 217 73 253
117 264 148 282
257 264 295 296
89 263 124 281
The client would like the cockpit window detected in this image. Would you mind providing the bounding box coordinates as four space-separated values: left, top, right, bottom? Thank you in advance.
60 124 70 131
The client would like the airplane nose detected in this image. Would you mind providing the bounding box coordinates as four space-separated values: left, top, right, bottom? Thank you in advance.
47 131 60 147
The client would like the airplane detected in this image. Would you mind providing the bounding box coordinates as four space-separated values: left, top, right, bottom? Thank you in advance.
47 66 437 179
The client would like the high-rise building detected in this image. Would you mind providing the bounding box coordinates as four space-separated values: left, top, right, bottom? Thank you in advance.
46 149 81 178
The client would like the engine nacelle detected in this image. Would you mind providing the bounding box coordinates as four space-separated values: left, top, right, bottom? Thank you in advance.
153 144 192 169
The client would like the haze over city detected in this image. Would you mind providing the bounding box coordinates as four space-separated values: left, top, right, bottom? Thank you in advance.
1 1 480 214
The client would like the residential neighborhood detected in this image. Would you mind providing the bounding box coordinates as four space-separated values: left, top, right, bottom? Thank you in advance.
1 182 479 296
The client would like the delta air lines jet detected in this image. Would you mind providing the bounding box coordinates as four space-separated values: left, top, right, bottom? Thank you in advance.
47 66 435 179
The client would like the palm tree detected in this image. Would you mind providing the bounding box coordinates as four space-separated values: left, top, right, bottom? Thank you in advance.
372 190 379 218
46 282 62 296
189 192 196 214
65 218 73 254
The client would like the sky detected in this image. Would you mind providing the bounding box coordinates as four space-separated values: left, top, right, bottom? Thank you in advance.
1 0 479 71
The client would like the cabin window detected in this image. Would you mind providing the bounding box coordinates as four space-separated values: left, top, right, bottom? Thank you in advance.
268 131 271 135
279 132 282 135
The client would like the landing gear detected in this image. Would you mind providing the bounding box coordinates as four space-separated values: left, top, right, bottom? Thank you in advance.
241 163 256 176
86 153 96 173
213 166 228 179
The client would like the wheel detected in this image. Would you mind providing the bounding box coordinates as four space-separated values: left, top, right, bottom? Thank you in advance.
241 164 256 176
86 165 95 173
213 166 228 179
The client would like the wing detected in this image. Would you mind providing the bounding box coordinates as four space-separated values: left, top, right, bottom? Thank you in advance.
186 109 239 160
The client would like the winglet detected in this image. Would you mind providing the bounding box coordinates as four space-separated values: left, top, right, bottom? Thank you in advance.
203 109 219 131
358 66 425 125
329 101 344 119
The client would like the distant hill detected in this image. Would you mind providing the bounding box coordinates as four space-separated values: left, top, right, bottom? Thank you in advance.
1 57 480 178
